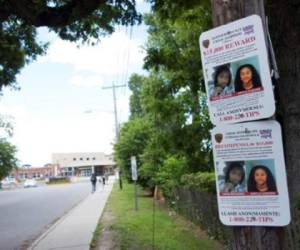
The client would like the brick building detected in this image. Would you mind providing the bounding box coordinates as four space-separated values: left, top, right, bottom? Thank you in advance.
11 164 60 180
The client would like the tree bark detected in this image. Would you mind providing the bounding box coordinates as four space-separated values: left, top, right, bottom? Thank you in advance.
267 1 300 249
210 0 297 249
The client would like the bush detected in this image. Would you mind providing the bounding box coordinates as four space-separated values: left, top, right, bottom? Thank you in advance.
154 155 187 198
181 172 216 194
48 176 70 184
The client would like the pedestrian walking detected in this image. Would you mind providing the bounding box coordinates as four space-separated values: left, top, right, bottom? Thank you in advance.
90 173 97 193
102 175 106 186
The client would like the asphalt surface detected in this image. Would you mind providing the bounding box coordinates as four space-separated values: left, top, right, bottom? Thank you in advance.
0 182 91 250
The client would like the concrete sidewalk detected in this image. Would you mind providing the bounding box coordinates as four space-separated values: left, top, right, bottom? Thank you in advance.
28 176 116 250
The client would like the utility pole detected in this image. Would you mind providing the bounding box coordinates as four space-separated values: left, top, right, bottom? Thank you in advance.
210 1 285 249
103 83 126 189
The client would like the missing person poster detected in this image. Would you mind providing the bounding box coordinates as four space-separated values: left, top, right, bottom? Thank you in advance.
199 15 275 125
211 120 290 226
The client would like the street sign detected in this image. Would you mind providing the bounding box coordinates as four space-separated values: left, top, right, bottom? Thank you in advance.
131 156 138 181
199 15 275 125
211 120 290 226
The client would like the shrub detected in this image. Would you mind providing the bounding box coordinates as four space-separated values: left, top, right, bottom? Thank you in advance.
181 172 216 194
155 155 187 198
48 176 70 184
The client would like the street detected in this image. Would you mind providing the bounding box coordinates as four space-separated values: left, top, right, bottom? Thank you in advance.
0 182 91 250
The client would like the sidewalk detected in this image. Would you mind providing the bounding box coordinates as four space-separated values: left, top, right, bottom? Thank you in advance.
28 176 116 250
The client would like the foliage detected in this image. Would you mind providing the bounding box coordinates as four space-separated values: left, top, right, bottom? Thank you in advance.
142 5 213 174
128 73 145 119
0 0 141 91
181 172 216 194
114 1 214 194
0 139 17 181
0 115 17 181
114 117 151 186
0 115 14 137
48 176 70 184
147 0 211 21
154 155 188 198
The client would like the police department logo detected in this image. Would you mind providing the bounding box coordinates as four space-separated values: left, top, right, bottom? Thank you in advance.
215 133 223 143
202 39 210 48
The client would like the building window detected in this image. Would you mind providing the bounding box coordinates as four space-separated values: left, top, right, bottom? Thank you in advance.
80 169 92 177
80 157 83 160
73 158 76 161
92 157 96 160
86 157 89 161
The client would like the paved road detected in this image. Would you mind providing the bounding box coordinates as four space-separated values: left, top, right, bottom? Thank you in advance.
0 182 91 250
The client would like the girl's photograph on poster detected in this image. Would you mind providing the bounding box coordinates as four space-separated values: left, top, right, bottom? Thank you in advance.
206 55 263 101
245 159 278 195
231 55 262 93
217 159 277 196
208 64 234 98
217 161 246 194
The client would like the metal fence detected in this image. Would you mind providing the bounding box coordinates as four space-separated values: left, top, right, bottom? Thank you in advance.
172 187 300 250
172 187 233 248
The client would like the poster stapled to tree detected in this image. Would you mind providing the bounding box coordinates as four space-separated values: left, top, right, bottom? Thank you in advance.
199 15 275 125
211 120 290 226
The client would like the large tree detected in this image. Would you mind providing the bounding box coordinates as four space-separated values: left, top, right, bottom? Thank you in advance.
0 0 141 91
114 5 213 193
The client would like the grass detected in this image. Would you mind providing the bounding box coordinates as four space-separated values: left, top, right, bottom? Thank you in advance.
90 218 102 248
101 181 221 250
47 178 70 185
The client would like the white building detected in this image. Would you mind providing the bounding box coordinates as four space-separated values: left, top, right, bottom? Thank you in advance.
52 152 115 177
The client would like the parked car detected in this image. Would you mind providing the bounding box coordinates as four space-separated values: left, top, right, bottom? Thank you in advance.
1 177 17 187
2 177 16 183
24 179 37 188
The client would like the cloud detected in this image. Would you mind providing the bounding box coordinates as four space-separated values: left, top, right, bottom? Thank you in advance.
40 30 145 78
69 73 104 87
116 94 130 122
0 104 116 166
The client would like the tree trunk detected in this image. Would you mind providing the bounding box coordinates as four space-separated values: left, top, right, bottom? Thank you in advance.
267 1 300 249
210 0 299 249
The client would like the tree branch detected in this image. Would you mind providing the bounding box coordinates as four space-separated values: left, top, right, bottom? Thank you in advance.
2 0 106 27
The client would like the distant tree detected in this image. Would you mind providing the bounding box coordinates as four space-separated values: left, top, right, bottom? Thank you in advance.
0 115 17 182
114 117 151 185
0 139 17 181
0 0 141 91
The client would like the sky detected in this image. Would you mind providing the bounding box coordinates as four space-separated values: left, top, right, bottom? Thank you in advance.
0 1 150 166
